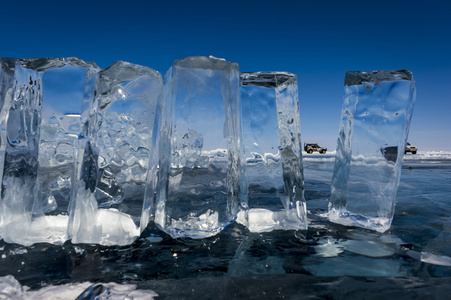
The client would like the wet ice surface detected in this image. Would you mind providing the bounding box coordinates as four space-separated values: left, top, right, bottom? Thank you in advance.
0 275 158 299
0 152 450 298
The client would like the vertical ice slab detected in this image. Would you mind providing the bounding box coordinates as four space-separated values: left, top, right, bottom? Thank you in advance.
70 61 162 245
0 58 16 200
0 57 99 246
0 58 17 239
154 56 241 239
329 70 416 232
237 72 306 232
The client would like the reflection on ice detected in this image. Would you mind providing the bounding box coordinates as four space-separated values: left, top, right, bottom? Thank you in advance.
227 234 286 277
419 252 451 267
303 255 410 277
313 237 344 257
313 231 402 258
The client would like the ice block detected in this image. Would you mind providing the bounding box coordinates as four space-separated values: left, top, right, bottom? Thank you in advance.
237 72 306 232
154 56 241 239
69 61 162 245
0 57 99 245
329 70 416 232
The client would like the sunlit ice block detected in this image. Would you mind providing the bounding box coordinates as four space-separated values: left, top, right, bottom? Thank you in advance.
236 72 306 232
154 56 241 239
0 58 15 204
0 57 99 246
69 61 162 246
329 70 416 232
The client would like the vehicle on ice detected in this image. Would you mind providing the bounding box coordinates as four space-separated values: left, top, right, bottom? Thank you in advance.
304 143 327 154
405 143 417 154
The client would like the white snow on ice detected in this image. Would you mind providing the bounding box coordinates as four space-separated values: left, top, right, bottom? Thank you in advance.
0 275 158 299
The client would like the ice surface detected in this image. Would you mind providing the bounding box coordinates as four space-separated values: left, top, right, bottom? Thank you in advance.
303 255 410 277
313 232 402 258
0 57 99 246
238 72 306 232
0 275 158 299
403 151 451 162
329 70 416 232
227 234 287 277
0 155 449 293
70 61 162 245
154 56 240 239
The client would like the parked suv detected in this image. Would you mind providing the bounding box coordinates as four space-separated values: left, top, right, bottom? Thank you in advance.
304 143 327 154
405 142 417 154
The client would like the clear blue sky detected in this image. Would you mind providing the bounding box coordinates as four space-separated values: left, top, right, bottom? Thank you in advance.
1 0 450 151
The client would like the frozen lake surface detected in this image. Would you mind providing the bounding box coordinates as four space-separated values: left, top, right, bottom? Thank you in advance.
0 151 450 299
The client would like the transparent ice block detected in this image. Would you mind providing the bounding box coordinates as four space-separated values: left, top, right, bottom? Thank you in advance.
69 61 162 245
0 58 15 202
329 70 416 232
237 72 306 232
154 56 241 239
0 57 99 246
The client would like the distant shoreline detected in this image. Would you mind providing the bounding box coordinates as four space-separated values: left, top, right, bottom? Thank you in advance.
302 151 451 161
